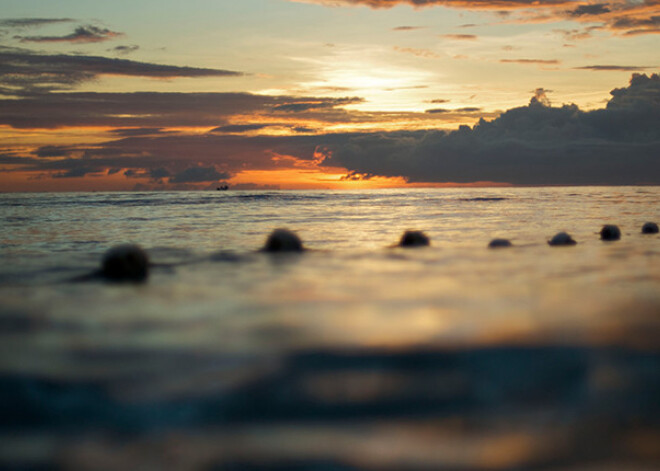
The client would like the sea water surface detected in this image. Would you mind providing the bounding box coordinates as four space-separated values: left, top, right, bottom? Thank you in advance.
0 187 659 470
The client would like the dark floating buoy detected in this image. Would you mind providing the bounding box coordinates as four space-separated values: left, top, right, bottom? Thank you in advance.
263 228 304 253
101 244 149 282
642 222 659 234
548 232 577 246
488 238 512 248
600 224 621 241
398 230 430 248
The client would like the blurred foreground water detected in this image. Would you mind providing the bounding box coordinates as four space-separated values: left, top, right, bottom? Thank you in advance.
1 187 659 470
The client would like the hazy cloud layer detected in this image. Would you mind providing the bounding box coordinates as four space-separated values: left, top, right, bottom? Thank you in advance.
0 50 243 95
0 91 364 128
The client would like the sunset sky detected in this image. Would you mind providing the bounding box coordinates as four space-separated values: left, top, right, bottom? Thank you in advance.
0 0 658 191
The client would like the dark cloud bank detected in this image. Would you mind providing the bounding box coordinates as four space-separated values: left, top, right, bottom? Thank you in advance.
321 74 660 185
2 74 659 186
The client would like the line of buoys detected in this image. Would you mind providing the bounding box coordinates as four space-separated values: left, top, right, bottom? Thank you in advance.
94 221 657 282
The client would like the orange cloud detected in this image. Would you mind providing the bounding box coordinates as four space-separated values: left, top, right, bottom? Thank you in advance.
393 46 441 58
293 0 660 36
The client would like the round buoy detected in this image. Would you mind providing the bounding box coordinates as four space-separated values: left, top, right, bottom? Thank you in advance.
642 222 659 234
548 232 577 246
488 238 512 248
101 244 149 282
263 228 304 252
600 224 621 241
399 230 430 248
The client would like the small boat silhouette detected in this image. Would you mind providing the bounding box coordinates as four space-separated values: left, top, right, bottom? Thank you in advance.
216 185 229 191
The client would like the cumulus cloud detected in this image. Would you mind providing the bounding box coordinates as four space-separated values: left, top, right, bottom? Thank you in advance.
530 87 552 106
17 25 123 43
321 74 660 185
607 72 660 109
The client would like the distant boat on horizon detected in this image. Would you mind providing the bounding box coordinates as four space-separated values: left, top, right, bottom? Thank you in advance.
216 185 229 191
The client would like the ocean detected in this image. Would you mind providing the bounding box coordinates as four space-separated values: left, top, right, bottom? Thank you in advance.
1 187 659 470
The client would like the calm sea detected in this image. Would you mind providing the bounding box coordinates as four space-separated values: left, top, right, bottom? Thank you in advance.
1 187 659 470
